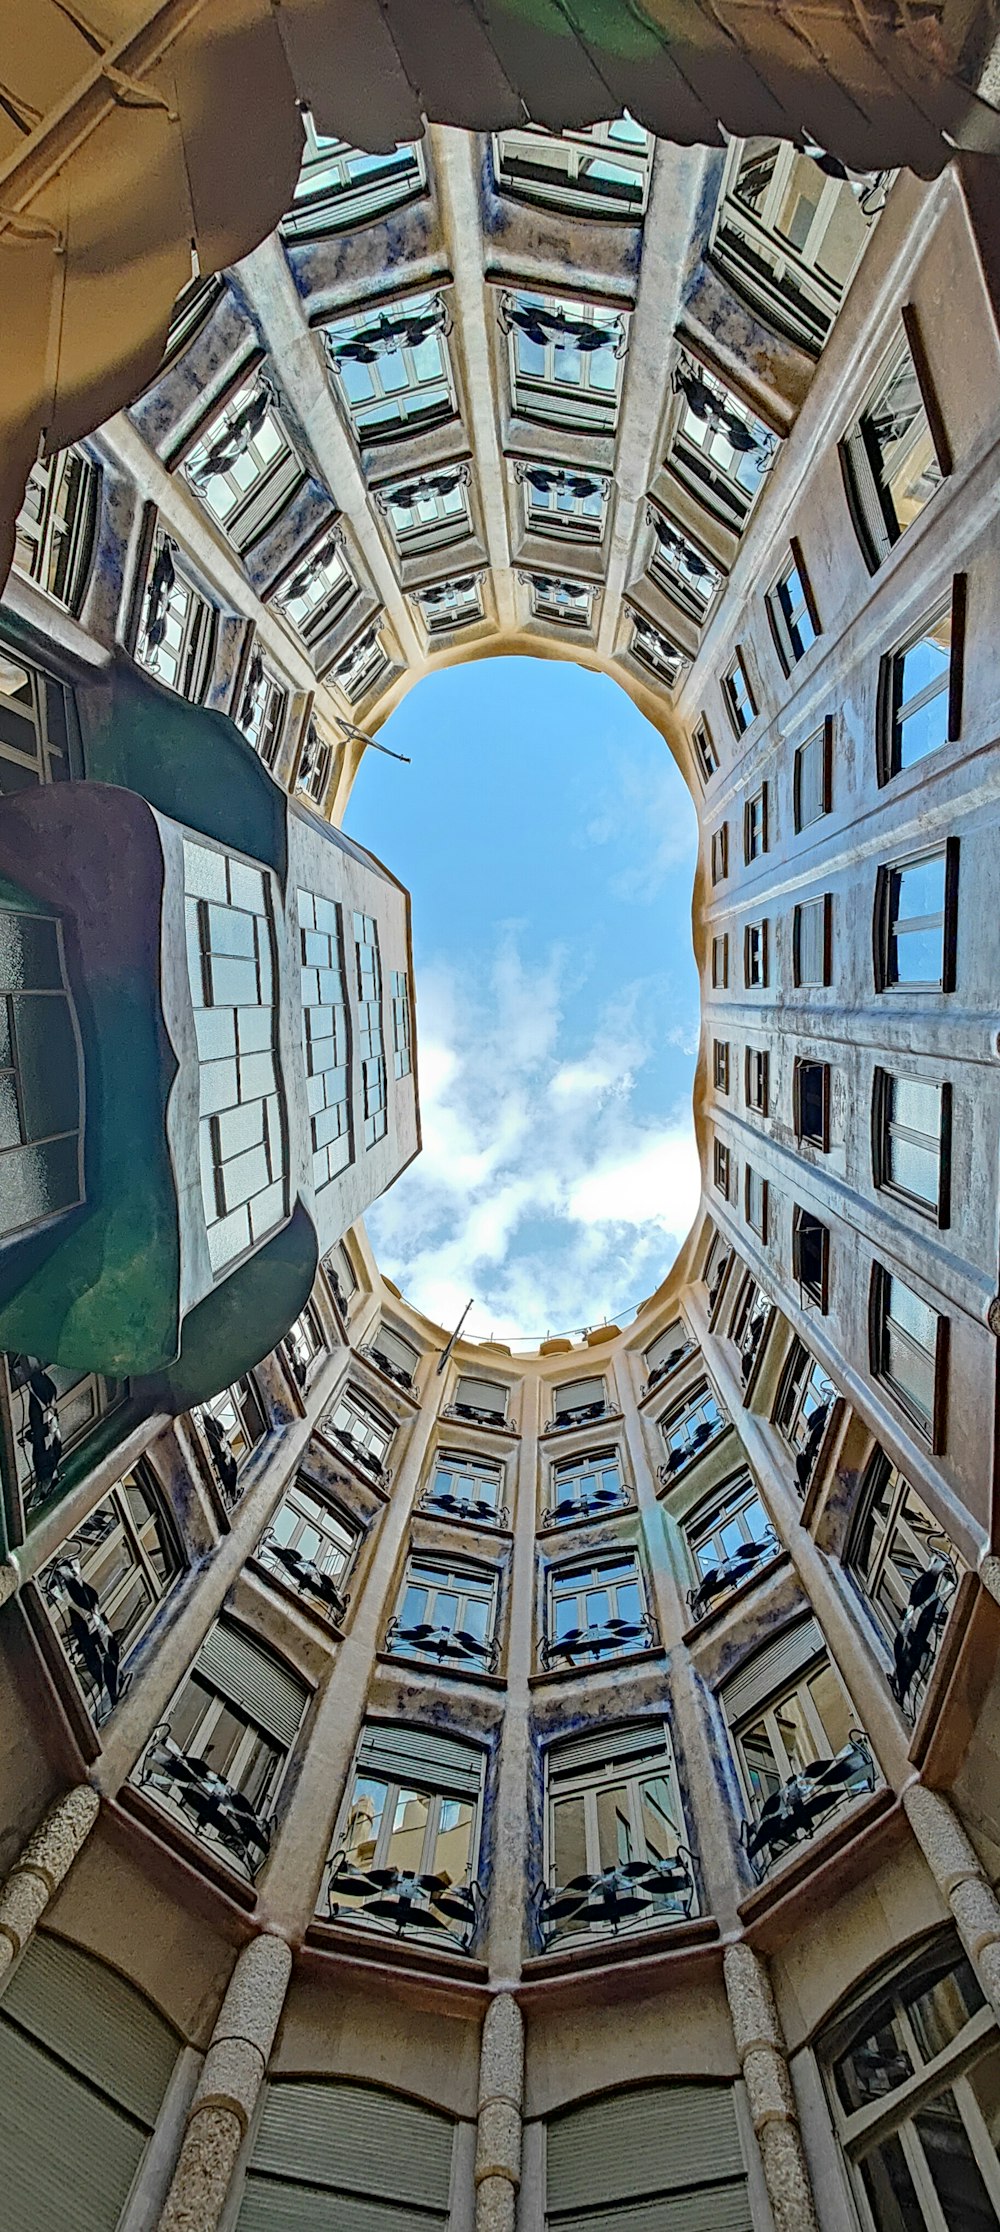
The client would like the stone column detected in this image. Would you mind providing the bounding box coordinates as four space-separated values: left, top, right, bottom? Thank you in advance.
903 1783 1000 2019
723 1941 820 2232
0 1783 99 1984
157 1932 292 2232
474 1992 524 2232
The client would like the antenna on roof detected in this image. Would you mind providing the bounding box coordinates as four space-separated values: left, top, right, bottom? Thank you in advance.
335 717 410 764
436 1298 474 1376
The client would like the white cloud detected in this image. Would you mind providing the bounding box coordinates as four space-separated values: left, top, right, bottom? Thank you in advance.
369 933 700 1339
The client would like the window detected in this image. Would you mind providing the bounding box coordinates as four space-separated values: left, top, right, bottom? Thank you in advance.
694 719 719 782
376 463 471 553
526 573 594 628
795 1058 830 1149
745 1165 768 1239
879 593 958 779
685 1471 777 1621
184 839 286 1270
493 116 651 217
744 919 768 988
323 1241 357 1315
849 1449 963 1721
197 1375 267 1503
255 1477 359 1623
544 1551 654 1666
870 1266 945 1442
134 1620 306 1878
629 616 684 687
273 528 355 650
37 1468 179 1726
0 646 80 793
388 1555 499 1671
647 509 723 621
731 1271 772 1386
423 1451 506 1527
551 1376 609 1429
390 968 412 1079
644 1323 694 1390
14 445 99 612
237 649 287 765
322 1721 484 1948
793 894 832 987
842 324 944 569
540 1723 693 1949
413 574 482 634
775 1340 837 1493
659 1382 727 1478
334 621 390 704
0 904 84 1241
325 293 454 442
452 1374 509 1425
713 1137 732 1198
794 720 832 830
503 292 626 436
793 1204 830 1309
283 116 425 238
354 910 387 1148
5 1354 127 1521
723 1618 874 1877
181 368 303 552
875 844 958 992
546 2081 751 2228
366 1322 418 1388
134 527 216 699
543 1448 628 1526
744 783 768 859
298 886 352 1189
668 351 777 534
745 1046 769 1113
768 543 818 667
713 1039 730 1093
710 823 729 884
295 724 333 806
283 1304 323 1388
704 1227 733 1311
724 653 757 735
711 139 876 352
822 1939 1000 2229
873 1071 950 1223
324 1386 394 1478
711 932 730 989
523 462 609 546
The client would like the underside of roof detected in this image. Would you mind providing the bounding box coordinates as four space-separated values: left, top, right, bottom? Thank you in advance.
1 0 999 588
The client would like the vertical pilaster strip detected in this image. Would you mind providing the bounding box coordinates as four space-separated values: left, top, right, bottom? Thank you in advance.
0 1783 99 1983
474 1992 524 2232
723 1941 820 2232
156 1931 292 2232
903 1782 1000 2018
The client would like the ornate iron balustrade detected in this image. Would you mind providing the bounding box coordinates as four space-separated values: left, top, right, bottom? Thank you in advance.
889 1550 959 1724
657 1417 725 1483
361 1343 414 1391
419 1487 510 1529
282 1338 310 1391
500 294 626 358
541 1611 658 1670
794 1401 831 1495
143 536 177 651
541 1481 631 1527
384 1616 500 1673
39 1552 129 1726
14 1359 63 1511
324 1424 390 1486
707 1253 732 1310
686 1531 779 1623
737 1301 770 1388
740 1732 876 1882
330 299 450 366
441 1400 511 1430
324 1852 481 1949
253 1532 350 1625
200 1410 241 1508
374 463 470 514
630 617 684 684
546 1400 613 1433
189 373 278 484
534 1849 695 1949
672 352 777 475
326 1267 349 1314
514 460 609 506
138 1723 272 1878
642 1343 695 1397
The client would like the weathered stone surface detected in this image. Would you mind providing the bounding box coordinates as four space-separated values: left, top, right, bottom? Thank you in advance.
475 2171 517 2232
0 1785 100 1975
724 1940 819 2232
723 1939 782 2057
475 2097 522 2185
157 2106 244 2232
478 1992 524 2106
904 1783 983 1896
742 2042 795 2129
191 2037 266 2134
759 2120 821 2232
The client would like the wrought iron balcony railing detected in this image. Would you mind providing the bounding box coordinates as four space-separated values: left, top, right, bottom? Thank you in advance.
15 1361 64 1512
282 1339 311 1391
546 1401 613 1433
738 1306 770 1388
39 1553 129 1726
541 1611 658 1670
686 1531 779 1623
889 1551 959 1724
324 1853 481 1949
200 1411 241 1508
658 1418 724 1484
441 1400 512 1429
324 1424 390 1485
642 1344 695 1397
327 1268 348 1315
253 1532 350 1625
740 1732 876 1882
541 1481 631 1528
533 1850 695 1949
384 1617 500 1672
361 1344 414 1391
419 1487 509 1529
793 1402 831 1495
137 1723 272 1878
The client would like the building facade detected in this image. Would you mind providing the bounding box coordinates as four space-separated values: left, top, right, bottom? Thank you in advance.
1 105 1000 2232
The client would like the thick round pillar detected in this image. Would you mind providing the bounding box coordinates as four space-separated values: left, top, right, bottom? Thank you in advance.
475 1992 524 2232
723 1941 820 2232
903 1782 1000 2018
0 1783 99 1983
157 1932 292 2232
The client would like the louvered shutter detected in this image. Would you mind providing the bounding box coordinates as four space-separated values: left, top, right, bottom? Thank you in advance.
1 1932 177 2123
549 1722 668 1781
546 2082 751 2231
554 1377 605 1414
377 1325 419 1373
720 1616 825 1725
197 1623 307 1745
794 898 828 988
357 1722 484 1799
237 2079 453 2231
646 1326 686 1373
456 1375 507 1417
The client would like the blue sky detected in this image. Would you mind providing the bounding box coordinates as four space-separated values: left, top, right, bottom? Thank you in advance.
344 656 700 1339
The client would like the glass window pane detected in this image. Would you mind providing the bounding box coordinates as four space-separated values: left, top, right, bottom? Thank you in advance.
553 1793 588 1882
914 2086 999 2230
345 1776 387 1868
835 2010 914 2113
434 1796 474 1885
967 2042 1000 2155
897 855 946 923
595 1783 634 1871
907 1959 985 2061
858 2133 927 2231
807 1663 853 1758
639 1775 679 1862
386 1786 430 1873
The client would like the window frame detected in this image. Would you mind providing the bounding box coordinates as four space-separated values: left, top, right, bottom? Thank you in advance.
724 651 758 737
659 1381 727 1477
544 1548 654 1667
710 822 729 885
840 314 948 572
767 539 820 671
693 718 719 784
877 578 964 785
492 118 652 219
324 292 456 446
869 1263 947 1447
14 444 100 615
872 1069 951 1227
388 1553 500 1672
745 1045 769 1114
713 1038 730 1094
713 1137 732 1199
793 893 832 989
743 782 768 862
542 1721 693 1950
503 290 627 437
36 1464 181 1727
744 1163 768 1240
794 717 833 832
711 932 730 990
792 1204 830 1312
794 1057 831 1151
133 521 218 702
283 117 426 239
874 841 959 994
744 919 768 989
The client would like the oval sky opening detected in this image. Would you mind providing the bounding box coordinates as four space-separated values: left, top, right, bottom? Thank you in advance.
343 656 700 1340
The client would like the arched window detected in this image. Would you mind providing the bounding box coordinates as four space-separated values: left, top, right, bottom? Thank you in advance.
544 2079 752 2228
